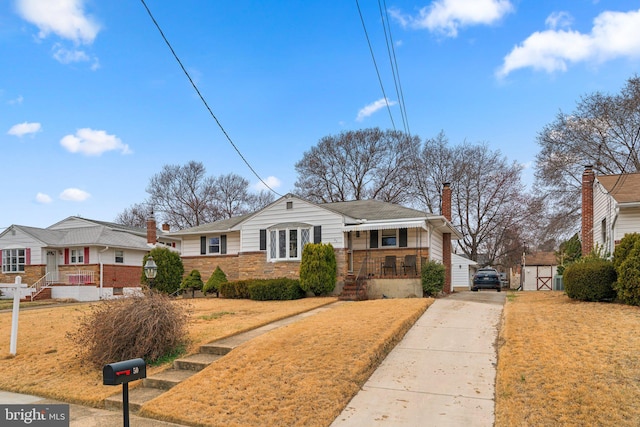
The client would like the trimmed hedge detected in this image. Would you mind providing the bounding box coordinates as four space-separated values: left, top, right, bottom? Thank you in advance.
180 269 204 291
248 278 306 301
204 266 227 295
219 280 251 299
421 260 445 297
614 235 640 306
299 243 337 296
564 260 617 302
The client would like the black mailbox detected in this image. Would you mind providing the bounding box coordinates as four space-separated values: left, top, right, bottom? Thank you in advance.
103 358 146 385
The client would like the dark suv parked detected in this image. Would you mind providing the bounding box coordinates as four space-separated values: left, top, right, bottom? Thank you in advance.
472 268 501 292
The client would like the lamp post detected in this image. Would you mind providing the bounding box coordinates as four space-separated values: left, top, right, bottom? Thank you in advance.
144 255 157 288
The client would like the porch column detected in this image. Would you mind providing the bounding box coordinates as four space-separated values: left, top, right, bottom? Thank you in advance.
442 182 452 294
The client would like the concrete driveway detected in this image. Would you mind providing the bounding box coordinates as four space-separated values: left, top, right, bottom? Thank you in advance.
331 290 506 427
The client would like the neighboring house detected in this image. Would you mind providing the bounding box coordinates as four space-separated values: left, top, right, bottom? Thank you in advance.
582 166 640 257
171 191 461 299
0 216 179 301
522 251 557 291
451 253 478 290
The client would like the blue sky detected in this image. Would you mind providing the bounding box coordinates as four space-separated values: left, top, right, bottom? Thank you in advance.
2 0 640 230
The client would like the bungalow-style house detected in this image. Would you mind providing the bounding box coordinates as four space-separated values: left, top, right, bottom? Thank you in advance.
582 166 640 256
0 216 179 301
522 251 557 291
171 187 461 299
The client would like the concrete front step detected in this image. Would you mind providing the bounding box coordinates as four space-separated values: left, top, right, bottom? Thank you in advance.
143 368 197 390
173 352 222 371
199 343 233 355
104 385 164 413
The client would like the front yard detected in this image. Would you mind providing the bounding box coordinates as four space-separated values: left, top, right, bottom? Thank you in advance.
496 291 640 426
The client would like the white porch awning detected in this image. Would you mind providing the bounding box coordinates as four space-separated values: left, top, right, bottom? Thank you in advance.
343 220 427 232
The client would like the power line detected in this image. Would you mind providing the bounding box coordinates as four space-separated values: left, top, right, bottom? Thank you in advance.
355 0 398 132
139 0 282 197
378 0 410 135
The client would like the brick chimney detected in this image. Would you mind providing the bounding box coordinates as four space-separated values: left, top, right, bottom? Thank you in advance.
146 212 157 245
442 182 452 294
162 223 170 232
581 166 595 256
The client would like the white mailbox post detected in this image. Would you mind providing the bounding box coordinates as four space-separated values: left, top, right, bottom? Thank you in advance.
0 276 28 355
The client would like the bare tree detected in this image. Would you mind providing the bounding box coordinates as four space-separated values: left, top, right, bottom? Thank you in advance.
113 202 149 228
413 136 538 265
535 75 640 237
146 161 218 230
294 128 420 203
115 162 275 230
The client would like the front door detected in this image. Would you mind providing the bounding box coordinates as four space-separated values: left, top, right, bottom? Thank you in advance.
46 250 58 282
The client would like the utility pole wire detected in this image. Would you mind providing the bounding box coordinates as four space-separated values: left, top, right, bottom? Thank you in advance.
139 0 282 197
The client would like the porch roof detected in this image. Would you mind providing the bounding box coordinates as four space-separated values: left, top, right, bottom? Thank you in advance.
343 220 428 232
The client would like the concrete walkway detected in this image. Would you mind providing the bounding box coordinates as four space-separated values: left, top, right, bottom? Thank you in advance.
331 291 506 427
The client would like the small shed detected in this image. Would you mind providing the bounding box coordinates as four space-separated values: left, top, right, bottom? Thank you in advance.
522 252 557 291
452 253 478 290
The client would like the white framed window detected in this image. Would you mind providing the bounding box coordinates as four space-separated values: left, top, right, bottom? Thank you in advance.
115 250 124 264
268 226 311 261
2 249 25 273
209 237 220 254
70 249 84 264
381 229 397 247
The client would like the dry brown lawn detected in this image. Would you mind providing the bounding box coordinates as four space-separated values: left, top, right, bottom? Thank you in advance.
0 297 337 406
496 291 640 426
139 298 431 427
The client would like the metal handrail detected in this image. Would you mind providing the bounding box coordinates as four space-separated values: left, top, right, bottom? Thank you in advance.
29 272 51 301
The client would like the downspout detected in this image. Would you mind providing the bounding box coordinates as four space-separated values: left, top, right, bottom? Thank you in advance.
99 246 109 299
428 223 433 261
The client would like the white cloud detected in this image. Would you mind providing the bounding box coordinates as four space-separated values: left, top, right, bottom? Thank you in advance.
60 188 90 201
254 176 281 191
51 43 100 68
60 128 132 156
8 95 24 105
7 122 41 137
15 0 100 44
391 0 513 37
497 8 640 78
545 11 573 30
35 193 52 204
356 98 397 122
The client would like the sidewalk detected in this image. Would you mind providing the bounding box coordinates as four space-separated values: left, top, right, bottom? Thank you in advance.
331 291 506 427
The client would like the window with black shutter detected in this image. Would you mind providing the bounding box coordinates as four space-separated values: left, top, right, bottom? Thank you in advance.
399 228 408 247
260 229 267 250
370 230 379 248
221 235 227 254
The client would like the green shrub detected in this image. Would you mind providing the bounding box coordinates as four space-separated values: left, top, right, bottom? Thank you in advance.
141 247 184 295
248 278 306 301
614 237 640 305
67 290 188 367
556 233 582 275
219 280 251 299
180 270 204 292
204 266 227 295
613 233 640 271
299 243 337 296
421 260 445 297
564 260 617 302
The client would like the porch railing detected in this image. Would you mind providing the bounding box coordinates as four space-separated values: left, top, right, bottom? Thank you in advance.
29 272 53 301
65 270 95 285
361 256 424 278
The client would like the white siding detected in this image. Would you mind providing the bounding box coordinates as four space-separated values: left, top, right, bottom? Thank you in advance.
0 228 44 265
179 232 241 257
615 207 640 242
523 265 557 291
430 226 443 262
48 217 94 230
452 253 476 289
241 197 344 251
96 248 146 267
592 179 615 253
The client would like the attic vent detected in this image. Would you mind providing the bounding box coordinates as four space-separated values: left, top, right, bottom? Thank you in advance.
286 201 293 210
